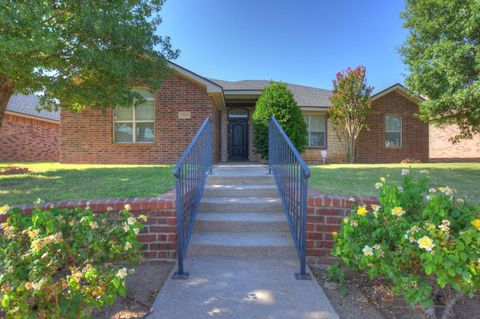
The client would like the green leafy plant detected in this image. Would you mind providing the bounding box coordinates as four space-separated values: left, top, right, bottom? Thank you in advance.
326 262 348 296
252 81 307 159
0 204 146 318
333 169 480 319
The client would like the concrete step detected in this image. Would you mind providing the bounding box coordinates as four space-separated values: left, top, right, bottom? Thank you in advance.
207 174 275 186
195 212 289 232
203 184 278 198
199 197 283 213
188 231 297 258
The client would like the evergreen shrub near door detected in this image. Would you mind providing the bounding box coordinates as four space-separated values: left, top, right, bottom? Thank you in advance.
333 170 480 319
253 81 307 159
0 204 145 318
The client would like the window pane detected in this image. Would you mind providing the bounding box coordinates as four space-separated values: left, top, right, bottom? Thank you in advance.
115 107 133 121
228 108 248 120
310 132 325 147
136 102 154 121
114 123 133 143
136 122 154 143
385 132 401 148
385 116 401 131
310 116 325 131
133 88 154 100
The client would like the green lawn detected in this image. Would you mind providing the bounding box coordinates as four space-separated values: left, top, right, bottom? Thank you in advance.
0 163 175 205
309 163 480 202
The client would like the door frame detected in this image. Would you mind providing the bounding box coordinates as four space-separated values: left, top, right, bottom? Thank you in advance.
227 108 249 161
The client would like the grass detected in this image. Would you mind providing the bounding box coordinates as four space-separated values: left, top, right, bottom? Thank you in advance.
309 163 480 202
0 163 175 205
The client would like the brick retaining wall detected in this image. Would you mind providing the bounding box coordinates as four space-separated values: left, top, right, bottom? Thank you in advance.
306 189 378 266
2 191 177 262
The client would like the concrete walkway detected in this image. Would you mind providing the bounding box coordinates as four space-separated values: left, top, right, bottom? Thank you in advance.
147 164 338 319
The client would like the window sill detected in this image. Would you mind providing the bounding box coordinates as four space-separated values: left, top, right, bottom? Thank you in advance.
113 143 155 146
306 146 327 150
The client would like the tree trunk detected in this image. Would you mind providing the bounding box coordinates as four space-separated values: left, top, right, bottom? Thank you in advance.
0 77 15 129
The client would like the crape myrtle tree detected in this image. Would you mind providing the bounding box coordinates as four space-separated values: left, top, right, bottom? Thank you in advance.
400 0 480 141
252 81 307 159
0 0 179 129
329 66 373 163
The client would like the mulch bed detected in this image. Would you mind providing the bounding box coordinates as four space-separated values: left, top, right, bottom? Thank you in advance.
92 261 173 319
311 266 480 319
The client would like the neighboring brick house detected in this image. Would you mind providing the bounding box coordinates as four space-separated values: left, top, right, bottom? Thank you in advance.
0 95 59 162
429 125 480 162
3 62 451 164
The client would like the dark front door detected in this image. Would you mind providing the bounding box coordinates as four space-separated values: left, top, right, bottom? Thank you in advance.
228 121 248 160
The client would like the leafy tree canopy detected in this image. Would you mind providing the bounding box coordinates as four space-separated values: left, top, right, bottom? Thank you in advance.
252 81 307 159
0 0 179 127
400 0 480 141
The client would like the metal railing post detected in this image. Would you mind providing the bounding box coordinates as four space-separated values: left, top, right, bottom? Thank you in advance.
172 117 212 279
268 116 311 280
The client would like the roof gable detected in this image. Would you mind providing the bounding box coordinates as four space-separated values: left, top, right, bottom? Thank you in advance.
371 83 424 104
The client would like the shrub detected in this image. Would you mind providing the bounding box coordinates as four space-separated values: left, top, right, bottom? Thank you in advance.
333 170 480 319
0 204 145 318
252 81 307 159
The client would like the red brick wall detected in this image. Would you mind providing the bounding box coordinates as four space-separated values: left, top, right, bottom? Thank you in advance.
0 113 59 162
356 91 429 163
429 125 480 162
60 73 220 164
4 191 177 262
307 189 378 266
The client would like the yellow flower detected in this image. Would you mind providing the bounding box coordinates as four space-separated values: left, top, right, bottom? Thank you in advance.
124 242 132 250
332 231 337 237
375 182 383 189
123 224 130 232
139 214 148 222
106 206 114 212
391 206 406 217
127 217 136 225
89 221 99 229
471 219 480 230
0 205 9 215
418 236 435 251
343 217 348 224
134 228 140 235
357 206 368 216
24 282 34 290
27 229 39 239
6 266 13 273
380 177 386 183
124 204 132 211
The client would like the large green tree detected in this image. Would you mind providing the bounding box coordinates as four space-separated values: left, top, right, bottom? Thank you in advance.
400 0 480 141
329 66 373 163
252 81 307 159
0 0 179 128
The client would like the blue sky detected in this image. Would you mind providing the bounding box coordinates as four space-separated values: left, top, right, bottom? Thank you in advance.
159 0 409 91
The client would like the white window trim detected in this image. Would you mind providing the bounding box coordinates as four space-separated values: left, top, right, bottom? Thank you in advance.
305 114 327 148
385 115 402 148
113 97 155 144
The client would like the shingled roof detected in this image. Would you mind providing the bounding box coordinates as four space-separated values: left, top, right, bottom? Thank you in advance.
208 79 332 108
6 94 60 122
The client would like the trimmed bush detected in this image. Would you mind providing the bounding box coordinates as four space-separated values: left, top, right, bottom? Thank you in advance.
0 204 145 318
252 81 307 159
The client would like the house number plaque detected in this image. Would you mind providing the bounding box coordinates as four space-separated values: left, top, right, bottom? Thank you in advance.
178 111 191 119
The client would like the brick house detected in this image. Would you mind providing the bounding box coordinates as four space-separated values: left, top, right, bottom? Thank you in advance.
58 62 432 164
0 94 59 162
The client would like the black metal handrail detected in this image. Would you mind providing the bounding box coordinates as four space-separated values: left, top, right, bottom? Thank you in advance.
172 116 212 279
268 116 311 280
